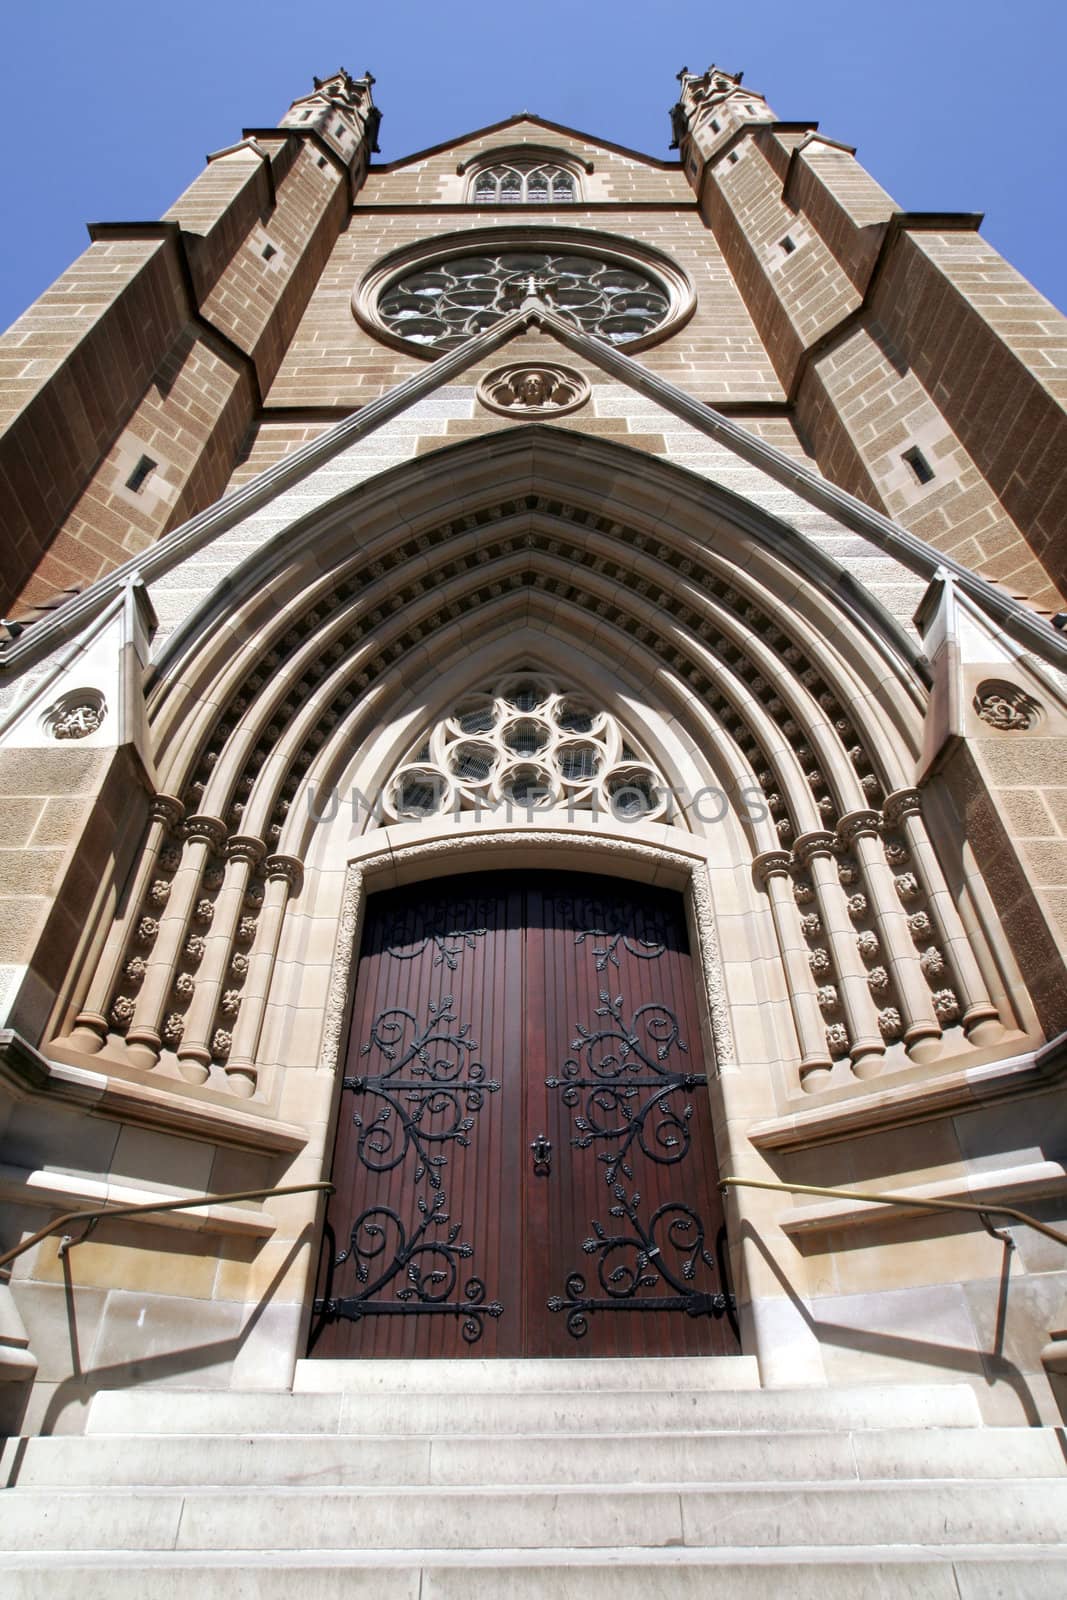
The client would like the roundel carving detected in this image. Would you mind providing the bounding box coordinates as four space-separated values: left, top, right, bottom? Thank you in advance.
353 227 695 357
477 362 589 418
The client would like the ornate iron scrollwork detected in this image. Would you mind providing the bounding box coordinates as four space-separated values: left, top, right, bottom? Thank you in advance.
345 994 500 1188
382 901 489 969
548 1184 733 1339
546 989 704 1185
560 897 668 971
314 1189 503 1344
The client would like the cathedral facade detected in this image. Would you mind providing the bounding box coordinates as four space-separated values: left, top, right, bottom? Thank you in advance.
1 58 1067 1545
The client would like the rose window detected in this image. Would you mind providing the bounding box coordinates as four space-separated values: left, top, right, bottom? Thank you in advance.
376 250 673 350
384 672 672 823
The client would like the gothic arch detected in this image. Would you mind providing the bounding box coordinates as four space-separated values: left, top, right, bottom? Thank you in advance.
50 430 1021 1112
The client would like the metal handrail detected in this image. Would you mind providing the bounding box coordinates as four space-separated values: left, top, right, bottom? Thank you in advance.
720 1175 1067 1249
0 1181 335 1273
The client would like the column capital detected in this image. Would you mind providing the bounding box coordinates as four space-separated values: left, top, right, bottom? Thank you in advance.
837 809 882 847
751 849 794 885
150 794 185 829
227 834 267 867
265 853 304 893
182 814 228 851
883 789 923 829
793 829 838 867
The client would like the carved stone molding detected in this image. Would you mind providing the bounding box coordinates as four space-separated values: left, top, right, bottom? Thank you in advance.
477 362 590 419
320 865 364 1077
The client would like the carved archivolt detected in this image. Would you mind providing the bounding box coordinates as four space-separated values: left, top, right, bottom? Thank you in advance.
51 483 1007 1107
383 670 673 825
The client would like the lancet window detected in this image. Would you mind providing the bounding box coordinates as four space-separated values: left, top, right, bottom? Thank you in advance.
470 163 578 204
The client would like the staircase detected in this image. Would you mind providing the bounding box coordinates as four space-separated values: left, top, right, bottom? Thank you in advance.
3 1357 1067 1597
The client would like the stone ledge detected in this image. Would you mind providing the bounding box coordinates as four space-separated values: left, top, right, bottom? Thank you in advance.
778 1160 1067 1238
0 1163 276 1242
748 1029 1067 1150
0 1030 306 1155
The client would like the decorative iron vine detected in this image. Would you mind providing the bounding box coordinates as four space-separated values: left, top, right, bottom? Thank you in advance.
345 995 500 1188
382 901 490 970
559 897 669 971
314 1190 503 1344
548 1184 733 1339
546 989 704 1184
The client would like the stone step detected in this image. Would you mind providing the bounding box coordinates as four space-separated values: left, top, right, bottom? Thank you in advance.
85 1381 983 1437
8 1425 1063 1489
292 1355 761 1393
1 1551 1067 1600
3 1480 1067 1553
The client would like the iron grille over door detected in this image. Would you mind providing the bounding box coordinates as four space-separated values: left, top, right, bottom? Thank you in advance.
309 872 738 1359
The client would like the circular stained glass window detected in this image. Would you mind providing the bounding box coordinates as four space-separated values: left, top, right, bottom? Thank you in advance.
376 250 672 351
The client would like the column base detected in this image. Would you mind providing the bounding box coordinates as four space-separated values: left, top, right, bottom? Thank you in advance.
124 1031 160 1070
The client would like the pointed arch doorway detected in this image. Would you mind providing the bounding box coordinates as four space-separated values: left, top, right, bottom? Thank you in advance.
309 870 739 1360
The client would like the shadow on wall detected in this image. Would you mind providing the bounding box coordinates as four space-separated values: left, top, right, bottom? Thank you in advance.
741 1217 1046 1426
1 1223 317 1467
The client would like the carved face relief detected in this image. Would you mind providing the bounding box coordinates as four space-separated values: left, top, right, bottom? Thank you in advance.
478 362 590 418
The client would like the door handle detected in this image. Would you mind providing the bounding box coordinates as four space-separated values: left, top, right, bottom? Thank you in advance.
530 1134 552 1177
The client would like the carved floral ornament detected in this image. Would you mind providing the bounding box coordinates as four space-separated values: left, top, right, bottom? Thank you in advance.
477 363 589 418
42 688 107 741
973 679 1042 732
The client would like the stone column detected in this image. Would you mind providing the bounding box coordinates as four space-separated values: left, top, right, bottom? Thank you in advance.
796 830 885 1078
838 809 943 1063
176 833 266 1083
753 849 833 1089
69 794 184 1053
884 789 1004 1044
124 815 228 1072
224 854 304 1093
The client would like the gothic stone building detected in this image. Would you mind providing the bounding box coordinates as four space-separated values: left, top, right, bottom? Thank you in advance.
1 62 1067 1591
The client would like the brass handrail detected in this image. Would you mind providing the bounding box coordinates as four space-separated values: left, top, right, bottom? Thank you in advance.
720 1176 1067 1249
0 1181 335 1273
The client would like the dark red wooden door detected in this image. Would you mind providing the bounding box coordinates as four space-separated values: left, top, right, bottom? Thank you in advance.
309 873 738 1359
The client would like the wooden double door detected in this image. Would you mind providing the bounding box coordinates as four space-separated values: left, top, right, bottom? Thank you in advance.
310 872 738 1359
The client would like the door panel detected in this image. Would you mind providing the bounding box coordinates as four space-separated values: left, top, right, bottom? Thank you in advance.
310 878 524 1358
310 872 738 1359
527 878 737 1357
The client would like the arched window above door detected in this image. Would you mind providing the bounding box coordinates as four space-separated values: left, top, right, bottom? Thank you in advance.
384 670 673 824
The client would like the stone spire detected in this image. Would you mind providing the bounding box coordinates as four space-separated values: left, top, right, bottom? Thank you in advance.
280 67 381 166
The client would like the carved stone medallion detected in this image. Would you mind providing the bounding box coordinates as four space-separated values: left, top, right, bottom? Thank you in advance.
973 679 1041 732
477 362 590 419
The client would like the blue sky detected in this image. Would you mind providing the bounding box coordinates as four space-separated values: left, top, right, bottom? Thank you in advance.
1 0 1065 331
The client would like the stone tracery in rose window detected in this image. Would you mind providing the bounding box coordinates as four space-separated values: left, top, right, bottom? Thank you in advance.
383 672 674 824
377 250 672 349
